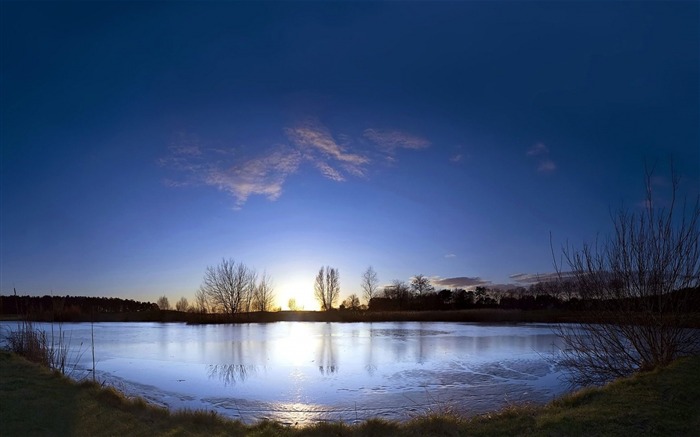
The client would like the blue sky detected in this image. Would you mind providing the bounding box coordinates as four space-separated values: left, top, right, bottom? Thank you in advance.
2 2 698 310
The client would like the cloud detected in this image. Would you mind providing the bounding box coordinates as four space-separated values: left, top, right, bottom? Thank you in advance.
431 276 490 289
538 159 557 172
444 253 457 258
450 154 463 163
285 118 370 181
527 143 548 156
526 142 556 173
363 128 430 154
205 148 303 207
509 271 574 284
163 120 430 208
314 160 345 182
162 134 302 208
286 119 369 165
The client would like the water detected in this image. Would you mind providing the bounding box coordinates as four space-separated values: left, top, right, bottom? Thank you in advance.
1 321 569 424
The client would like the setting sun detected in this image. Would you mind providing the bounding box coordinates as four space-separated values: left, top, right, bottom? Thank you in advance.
276 274 319 311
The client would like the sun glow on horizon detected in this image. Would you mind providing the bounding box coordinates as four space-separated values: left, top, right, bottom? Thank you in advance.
276 274 319 311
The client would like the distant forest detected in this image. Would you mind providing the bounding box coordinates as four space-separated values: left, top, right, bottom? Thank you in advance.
0 294 158 321
366 284 700 313
2 284 698 322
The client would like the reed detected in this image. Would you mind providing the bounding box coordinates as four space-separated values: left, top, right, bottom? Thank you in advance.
2 320 83 376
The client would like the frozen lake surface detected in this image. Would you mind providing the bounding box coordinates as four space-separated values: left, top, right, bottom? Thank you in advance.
1 321 569 424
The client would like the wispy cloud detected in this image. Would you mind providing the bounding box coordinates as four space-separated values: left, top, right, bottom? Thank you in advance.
363 128 430 156
431 276 490 289
509 271 574 284
161 135 302 208
526 143 548 156
526 142 556 173
162 121 430 208
314 160 346 182
285 118 370 180
205 149 302 207
444 253 457 258
287 119 369 166
538 159 557 172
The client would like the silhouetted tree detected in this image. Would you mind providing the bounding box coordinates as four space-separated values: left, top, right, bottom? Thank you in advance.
437 289 453 308
360 266 379 304
175 297 189 312
410 274 434 296
156 295 170 310
473 286 485 304
194 288 209 313
555 168 700 385
452 289 474 309
314 266 340 310
199 258 257 316
341 294 361 310
252 271 275 312
383 280 411 309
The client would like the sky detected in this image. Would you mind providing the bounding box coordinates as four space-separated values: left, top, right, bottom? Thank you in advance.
1 1 698 310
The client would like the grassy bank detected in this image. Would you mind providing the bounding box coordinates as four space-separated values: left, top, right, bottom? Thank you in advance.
1 351 698 436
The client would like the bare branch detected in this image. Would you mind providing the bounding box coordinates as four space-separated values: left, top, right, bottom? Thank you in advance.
555 167 700 386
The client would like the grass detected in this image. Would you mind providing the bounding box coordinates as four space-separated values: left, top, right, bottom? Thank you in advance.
1 350 699 436
2 320 82 375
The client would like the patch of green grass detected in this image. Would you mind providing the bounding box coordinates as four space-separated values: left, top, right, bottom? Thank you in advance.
1 351 699 436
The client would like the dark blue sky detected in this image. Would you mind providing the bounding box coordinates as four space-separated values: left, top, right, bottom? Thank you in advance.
2 1 698 308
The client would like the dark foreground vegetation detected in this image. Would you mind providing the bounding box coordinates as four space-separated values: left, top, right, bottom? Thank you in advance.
1 350 699 437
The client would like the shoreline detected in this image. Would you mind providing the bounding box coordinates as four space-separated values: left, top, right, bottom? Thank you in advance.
0 308 629 324
1 350 698 436
3 308 699 328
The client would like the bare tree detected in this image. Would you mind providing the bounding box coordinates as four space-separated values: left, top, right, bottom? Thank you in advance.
175 297 189 312
410 274 434 296
156 295 170 310
383 280 411 309
342 294 361 310
555 168 700 386
247 273 259 312
199 258 257 316
314 266 340 310
361 266 379 304
252 271 275 312
194 288 209 313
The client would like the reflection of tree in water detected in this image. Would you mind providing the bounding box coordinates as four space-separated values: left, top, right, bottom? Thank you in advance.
207 333 265 386
317 323 338 375
365 324 377 376
363 325 443 374
416 328 427 364
207 363 258 386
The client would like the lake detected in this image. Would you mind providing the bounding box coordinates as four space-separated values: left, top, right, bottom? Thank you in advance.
0 321 569 424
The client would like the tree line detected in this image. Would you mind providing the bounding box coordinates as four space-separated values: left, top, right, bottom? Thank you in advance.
0 293 158 319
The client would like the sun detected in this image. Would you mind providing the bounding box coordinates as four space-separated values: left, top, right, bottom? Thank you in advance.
276 274 319 311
